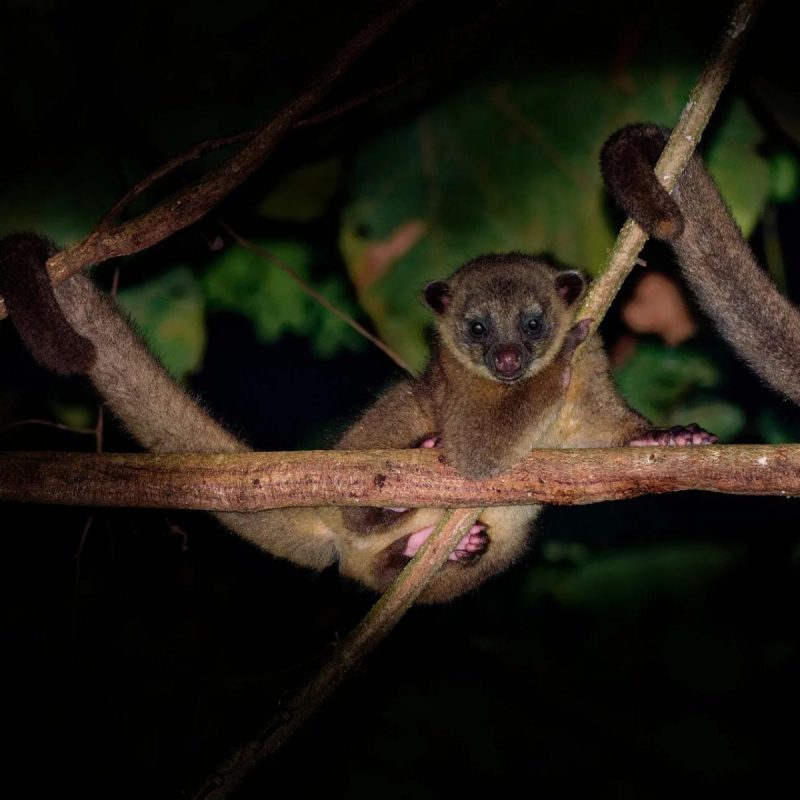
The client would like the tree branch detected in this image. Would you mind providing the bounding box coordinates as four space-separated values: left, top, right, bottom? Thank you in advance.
0 0 421 319
572 0 765 357
94 0 505 235
187 0 766 790
191 506 480 800
1 444 797 510
221 225 413 373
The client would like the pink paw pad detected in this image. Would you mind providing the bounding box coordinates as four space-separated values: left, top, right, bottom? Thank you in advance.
628 423 718 447
403 526 436 557
402 523 490 563
450 523 489 563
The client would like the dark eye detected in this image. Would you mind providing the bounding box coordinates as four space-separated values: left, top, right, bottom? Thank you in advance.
524 316 542 335
468 320 487 338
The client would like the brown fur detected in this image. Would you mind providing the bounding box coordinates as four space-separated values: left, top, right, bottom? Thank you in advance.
602 123 800 406
0 233 95 375
0 244 679 603
51 272 340 572
333 255 651 601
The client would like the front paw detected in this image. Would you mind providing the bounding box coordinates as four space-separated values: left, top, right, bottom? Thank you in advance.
628 423 718 447
562 318 592 358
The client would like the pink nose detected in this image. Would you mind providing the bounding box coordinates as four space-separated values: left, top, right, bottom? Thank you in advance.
492 345 522 375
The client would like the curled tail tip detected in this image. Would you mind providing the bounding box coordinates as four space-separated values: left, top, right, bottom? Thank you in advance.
653 214 684 242
600 123 684 243
0 230 54 256
0 231 97 376
601 122 669 155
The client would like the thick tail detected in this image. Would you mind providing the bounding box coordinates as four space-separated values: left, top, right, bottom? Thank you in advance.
601 124 800 406
0 234 338 571
0 233 95 376
53 271 247 455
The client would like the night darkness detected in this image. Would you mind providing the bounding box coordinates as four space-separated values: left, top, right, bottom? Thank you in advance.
2 1 800 798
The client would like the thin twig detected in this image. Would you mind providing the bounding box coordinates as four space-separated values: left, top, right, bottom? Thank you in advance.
0 419 96 437
94 1 504 233
191 507 480 800
191 0 766 789
571 0 766 358
0 0 421 319
221 224 413 374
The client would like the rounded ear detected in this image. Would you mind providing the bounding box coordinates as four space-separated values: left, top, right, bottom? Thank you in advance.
424 281 451 314
554 271 585 305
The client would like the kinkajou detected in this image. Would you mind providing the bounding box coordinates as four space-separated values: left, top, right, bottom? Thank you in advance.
0 237 715 601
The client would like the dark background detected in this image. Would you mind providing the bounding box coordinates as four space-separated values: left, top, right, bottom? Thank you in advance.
1 1 799 797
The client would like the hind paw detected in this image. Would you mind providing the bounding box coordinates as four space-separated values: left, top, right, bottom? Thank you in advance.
402 522 490 564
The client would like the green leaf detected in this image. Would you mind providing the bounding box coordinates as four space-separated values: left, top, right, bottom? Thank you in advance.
342 71 771 370
615 341 720 416
117 267 206 380
524 542 743 620
257 159 342 223
614 341 746 441
768 150 800 203
202 238 364 357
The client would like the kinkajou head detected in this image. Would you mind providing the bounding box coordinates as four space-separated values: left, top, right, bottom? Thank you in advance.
424 254 585 383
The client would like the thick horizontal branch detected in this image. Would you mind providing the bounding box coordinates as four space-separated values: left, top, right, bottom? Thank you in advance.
1 445 798 511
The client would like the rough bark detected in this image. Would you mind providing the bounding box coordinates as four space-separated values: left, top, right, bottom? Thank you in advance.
1 444 797 511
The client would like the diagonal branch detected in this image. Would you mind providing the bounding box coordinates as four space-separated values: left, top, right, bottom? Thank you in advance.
571 0 766 357
221 224 413 373
202 0 765 792
190 506 480 800
0 0 422 319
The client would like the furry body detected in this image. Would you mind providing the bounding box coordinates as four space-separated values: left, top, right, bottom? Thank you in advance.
336 255 655 599
2 124 763 602
0 248 658 602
